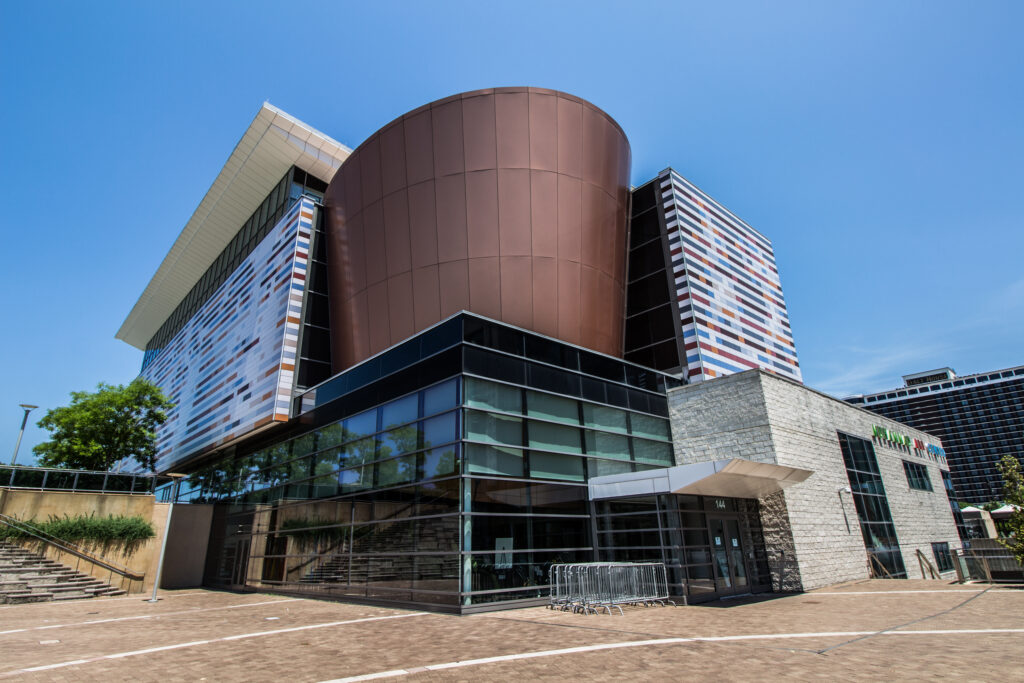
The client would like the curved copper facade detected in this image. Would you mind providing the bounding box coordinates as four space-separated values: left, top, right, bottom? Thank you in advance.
325 87 631 370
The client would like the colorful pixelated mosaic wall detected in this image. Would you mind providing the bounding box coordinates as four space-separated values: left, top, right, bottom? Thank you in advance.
660 170 802 383
141 197 316 472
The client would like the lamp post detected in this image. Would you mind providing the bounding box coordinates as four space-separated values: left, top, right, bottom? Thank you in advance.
10 404 38 466
149 473 187 603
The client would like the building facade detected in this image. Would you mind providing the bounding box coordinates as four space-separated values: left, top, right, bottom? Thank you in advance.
624 169 801 383
116 88 958 612
846 366 1024 503
669 370 961 587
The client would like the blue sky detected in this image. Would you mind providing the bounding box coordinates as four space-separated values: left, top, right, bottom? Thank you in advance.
2 1 1022 463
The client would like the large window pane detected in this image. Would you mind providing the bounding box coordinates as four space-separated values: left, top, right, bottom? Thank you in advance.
379 424 420 458
630 413 670 440
423 445 459 479
339 464 372 492
584 430 630 459
466 444 524 477
526 391 579 425
582 403 629 434
342 437 377 466
345 409 378 440
529 451 585 482
377 455 418 488
465 378 521 414
381 394 418 429
632 438 674 465
587 458 633 478
423 412 457 448
528 421 581 454
466 411 522 446
423 378 458 416
317 422 348 450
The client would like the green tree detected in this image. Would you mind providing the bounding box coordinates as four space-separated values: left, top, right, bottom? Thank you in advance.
996 455 1024 566
33 378 173 472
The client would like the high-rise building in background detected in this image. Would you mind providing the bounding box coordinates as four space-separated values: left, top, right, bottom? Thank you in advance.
624 169 801 383
846 365 1024 502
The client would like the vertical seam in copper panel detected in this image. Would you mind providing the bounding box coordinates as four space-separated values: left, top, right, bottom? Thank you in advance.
493 94 502 320
376 133 392 346
553 93 560 335
427 106 443 316
526 92 534 329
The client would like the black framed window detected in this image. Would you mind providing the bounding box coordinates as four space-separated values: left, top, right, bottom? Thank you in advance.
931 542 953 572
902 461 933 491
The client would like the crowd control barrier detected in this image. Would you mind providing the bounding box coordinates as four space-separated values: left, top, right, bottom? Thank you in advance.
549 562 676 615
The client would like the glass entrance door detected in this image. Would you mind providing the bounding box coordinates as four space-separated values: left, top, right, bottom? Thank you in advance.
709 517 749 595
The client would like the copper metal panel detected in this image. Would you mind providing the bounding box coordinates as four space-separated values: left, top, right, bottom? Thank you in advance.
462 95 497 172
580 181 604 271
498 168 531 256
530 170 557 258
557 259 581 346
366 281 391 355
581 104 604 187
383 190 411 277
387 271 415 344
500 256 533 329
408 180 438 269
403 110 434 185
495 93 530 169
437 260 470 318
557 174 582 264
326 87 632 370
529 93 558 172
379 121 407 197
360 136 382 207
435 174 468 262
466 169 498 258
432 100 464 178
346 211 367 294
557 97 582 179
347 290 371 368
468 256 501 320
362 200 387 285
412 265 441 331
531 256 558 338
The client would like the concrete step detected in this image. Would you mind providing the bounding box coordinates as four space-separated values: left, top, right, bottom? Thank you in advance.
0 591 54 604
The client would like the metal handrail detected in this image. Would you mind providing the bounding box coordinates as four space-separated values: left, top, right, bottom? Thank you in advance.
0 464 159 495
916 548 940 579
0 513 146 585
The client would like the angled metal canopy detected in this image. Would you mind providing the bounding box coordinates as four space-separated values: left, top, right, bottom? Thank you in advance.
588 459 813 501
116 103 350 350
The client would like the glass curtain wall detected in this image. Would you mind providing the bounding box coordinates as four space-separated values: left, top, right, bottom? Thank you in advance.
838 432 908 578
595 494 770 601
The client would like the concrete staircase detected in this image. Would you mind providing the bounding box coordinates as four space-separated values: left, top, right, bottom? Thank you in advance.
0 542 128 604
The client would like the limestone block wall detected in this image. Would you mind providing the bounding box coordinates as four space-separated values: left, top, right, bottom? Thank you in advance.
668 370 962 592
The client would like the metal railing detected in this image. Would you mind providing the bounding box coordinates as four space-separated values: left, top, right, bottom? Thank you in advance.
953 544 1024 583
0 465 157 495
0 513 146 593
916 549 941 580
549 562 675 615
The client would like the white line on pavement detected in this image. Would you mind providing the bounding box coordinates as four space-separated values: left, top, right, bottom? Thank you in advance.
0 591 208 609
319 628 1024 682
0 612 429 678
811 589 1023 595
0 598 303 636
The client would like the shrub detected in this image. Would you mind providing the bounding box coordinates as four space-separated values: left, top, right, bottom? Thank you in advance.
0 513 155 551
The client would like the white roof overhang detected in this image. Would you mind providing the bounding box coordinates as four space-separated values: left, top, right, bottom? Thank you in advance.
116 103 350 349
588 459 813 501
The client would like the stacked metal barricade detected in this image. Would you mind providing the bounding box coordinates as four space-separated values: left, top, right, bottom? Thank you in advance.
549 562 676 615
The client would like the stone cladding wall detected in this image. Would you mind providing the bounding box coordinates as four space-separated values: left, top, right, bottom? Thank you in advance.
668 370 962 591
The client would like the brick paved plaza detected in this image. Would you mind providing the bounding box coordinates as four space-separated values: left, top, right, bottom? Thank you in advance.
0 581 1021 681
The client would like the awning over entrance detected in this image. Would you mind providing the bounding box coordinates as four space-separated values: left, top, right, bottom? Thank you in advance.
588 459 813 501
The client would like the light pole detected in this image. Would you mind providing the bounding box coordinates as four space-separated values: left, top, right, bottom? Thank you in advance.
149 473 187 603
10 404 38 466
